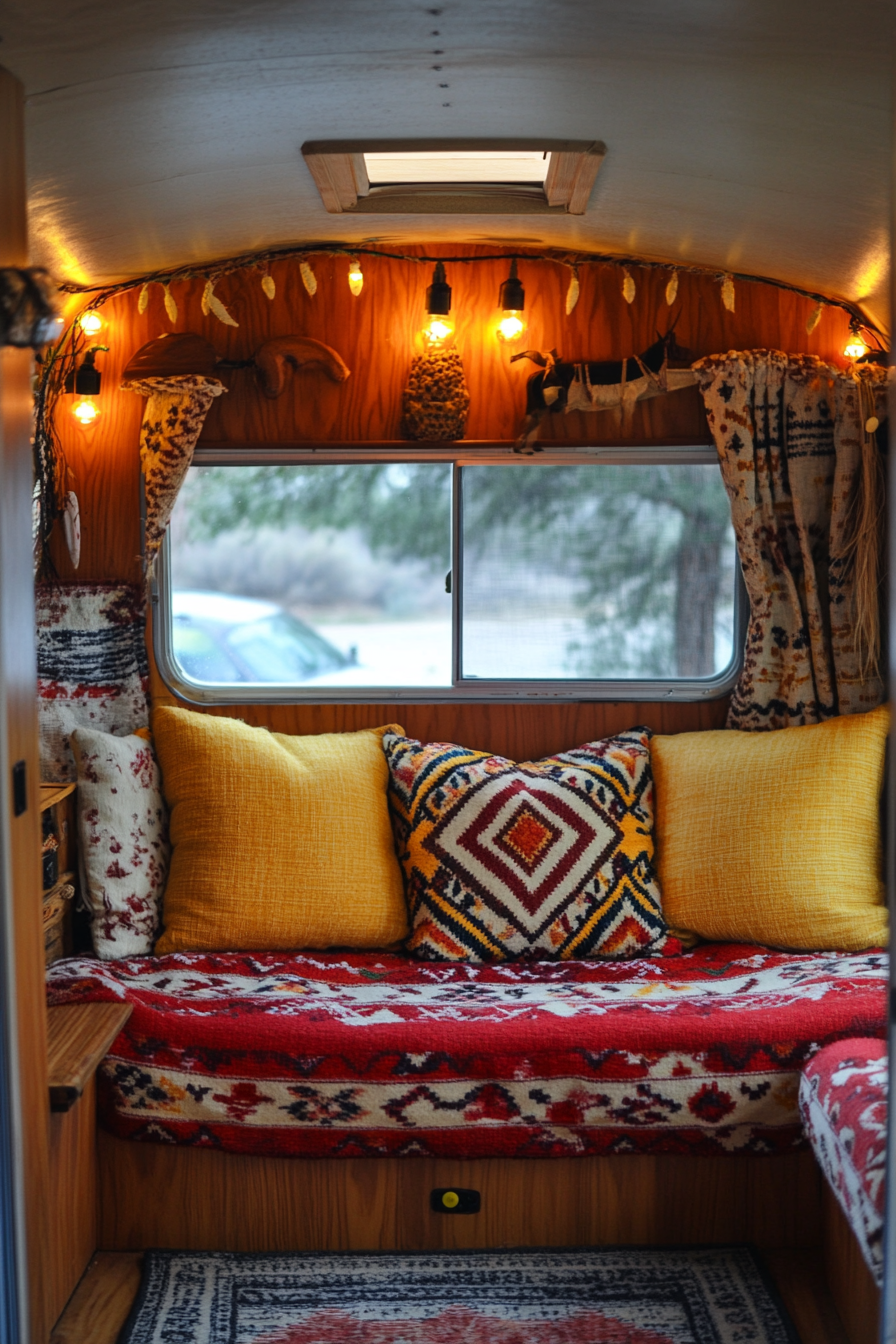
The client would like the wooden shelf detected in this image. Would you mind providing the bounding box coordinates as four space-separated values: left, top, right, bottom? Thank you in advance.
47 1004 132 1114
40 783 77 814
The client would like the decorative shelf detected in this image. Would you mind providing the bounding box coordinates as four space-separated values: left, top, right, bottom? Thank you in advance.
47 1003 133 1113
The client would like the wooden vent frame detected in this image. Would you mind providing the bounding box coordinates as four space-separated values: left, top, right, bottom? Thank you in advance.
301 139 606 215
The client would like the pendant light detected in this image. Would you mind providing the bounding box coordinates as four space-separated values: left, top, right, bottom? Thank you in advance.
496 260 526 344
422 262 455 345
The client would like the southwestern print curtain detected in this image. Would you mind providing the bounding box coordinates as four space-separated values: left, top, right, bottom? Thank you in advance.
693 350 887 730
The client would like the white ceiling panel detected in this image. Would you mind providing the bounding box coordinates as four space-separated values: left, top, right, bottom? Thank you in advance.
0 0 891 325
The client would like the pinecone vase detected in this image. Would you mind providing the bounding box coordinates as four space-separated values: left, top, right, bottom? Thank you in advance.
401 347 470 441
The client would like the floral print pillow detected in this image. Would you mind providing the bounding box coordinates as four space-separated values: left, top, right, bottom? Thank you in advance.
71 727 169 959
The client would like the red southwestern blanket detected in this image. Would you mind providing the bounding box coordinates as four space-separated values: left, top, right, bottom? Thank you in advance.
46 944 887 1159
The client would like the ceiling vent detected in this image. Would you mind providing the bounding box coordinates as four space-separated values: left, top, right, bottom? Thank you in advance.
301 139 605 215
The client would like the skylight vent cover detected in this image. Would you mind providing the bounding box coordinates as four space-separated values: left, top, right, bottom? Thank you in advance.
302 140 605 215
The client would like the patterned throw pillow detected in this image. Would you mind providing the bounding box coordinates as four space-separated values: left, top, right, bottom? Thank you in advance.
71 727 170 959
384 729 666 962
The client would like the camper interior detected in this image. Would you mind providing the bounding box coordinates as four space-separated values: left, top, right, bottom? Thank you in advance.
0 4 893 1342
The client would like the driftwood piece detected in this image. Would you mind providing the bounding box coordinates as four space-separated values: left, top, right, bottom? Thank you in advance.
254 336 351 398
122 333 217 380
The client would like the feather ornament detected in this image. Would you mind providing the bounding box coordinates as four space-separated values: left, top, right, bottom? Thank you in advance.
300 261 317 296
565 269 580 315
806 303 823 334
665 271 679 306
201 279 212 316
163 284 178 324
622 268 636 304
262 274 276 300
63 491 81 570
137 284 150 314
721 275 736 312
205 282 238 327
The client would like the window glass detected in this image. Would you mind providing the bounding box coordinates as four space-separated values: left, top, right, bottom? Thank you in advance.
168 463 453 688
460 464 736 680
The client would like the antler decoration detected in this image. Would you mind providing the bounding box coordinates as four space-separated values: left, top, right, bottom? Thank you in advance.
253 336 350 398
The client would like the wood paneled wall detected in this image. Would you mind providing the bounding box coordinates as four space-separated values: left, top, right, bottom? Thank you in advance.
51 247 856 589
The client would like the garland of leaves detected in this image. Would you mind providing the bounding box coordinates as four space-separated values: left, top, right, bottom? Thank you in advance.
36 241 884 579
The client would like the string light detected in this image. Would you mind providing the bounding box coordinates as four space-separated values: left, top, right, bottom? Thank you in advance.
78 309 104 335
347 259 364 296
496 260 526 344
72 398 99 425
844 320 869 361
422 261 455 345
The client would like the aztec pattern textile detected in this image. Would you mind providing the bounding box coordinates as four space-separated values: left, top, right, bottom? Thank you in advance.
384 729 666 962
46 942 886 1160
36 583 149 782
71 728 169 959
693 351 887 729
799 1037 887 1284
124 374 225 570
119 1246 798 1344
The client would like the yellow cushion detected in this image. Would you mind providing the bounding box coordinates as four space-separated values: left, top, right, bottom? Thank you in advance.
652 706 889 952
153 707 409 954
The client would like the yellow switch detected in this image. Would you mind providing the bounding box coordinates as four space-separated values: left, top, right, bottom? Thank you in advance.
442 1190 460 1209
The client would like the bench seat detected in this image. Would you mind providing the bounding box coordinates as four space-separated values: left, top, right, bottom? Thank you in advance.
46 943 886 1160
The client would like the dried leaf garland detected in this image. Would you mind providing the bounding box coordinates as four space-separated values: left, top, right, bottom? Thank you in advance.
137 284 150 314
665 271 679 306
622 268 636 304
262 274 276 300
163 284 178 324
806 303 823 334
201 279 212 316
721 275 736 312
565 268 580 315
300 261 318 296
204 281 238 327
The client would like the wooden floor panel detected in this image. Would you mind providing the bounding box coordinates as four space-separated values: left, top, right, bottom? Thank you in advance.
51 1248 851 1344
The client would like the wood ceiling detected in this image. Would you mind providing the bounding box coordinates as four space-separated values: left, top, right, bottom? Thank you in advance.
0 0 891 327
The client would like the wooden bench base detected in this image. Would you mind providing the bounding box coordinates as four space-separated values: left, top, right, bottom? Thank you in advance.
98 1133 825 1253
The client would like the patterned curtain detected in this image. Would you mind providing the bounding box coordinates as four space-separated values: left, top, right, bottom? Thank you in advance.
693 350 887 730
124 375 226 571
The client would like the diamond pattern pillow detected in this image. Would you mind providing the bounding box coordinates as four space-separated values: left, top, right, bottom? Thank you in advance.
384 729 666 962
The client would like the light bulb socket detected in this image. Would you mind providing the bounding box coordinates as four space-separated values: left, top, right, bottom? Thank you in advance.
498 259 525 313
65 347 104 396
426 261 452 316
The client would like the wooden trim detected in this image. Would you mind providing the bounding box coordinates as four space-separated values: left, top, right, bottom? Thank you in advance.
47 1006 133 1114
822 1182 880 1344
39 785 77 814
544 144 606 214
97 1137 824 1254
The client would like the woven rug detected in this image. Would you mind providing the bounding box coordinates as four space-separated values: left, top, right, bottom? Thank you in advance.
119 1246 798 1343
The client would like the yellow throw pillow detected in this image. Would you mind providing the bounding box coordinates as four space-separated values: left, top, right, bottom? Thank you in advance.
652 705 889 952
153 707 409 954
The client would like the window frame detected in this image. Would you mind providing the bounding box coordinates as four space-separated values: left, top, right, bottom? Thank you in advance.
152 443 747 705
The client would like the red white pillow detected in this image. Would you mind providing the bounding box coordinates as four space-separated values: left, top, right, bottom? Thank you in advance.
71 727 169 959
384 728 667 962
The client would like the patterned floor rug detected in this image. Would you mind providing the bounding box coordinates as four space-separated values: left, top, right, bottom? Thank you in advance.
119 1246 799 1343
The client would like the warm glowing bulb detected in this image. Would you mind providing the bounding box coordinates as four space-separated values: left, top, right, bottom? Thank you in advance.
844 338 868 360
348 261 364 296
78 310 104 335
497 312 525 343
423 315 454 344
72 398 99 425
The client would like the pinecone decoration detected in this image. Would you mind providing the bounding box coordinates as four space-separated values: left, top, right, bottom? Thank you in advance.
401 347 470 441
